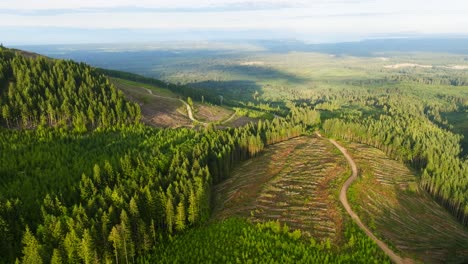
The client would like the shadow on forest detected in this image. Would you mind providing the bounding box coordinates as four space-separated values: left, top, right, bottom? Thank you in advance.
207 64 307 84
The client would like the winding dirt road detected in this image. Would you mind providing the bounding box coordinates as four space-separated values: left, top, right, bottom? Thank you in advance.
145 88 239 125
220 112 237 124
316 132 405 264
145 88 206 124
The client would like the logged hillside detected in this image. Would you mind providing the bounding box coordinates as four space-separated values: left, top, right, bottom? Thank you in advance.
0 47 141 131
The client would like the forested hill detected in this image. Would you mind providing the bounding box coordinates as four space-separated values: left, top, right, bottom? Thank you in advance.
0 46 320 263
0 47 141 131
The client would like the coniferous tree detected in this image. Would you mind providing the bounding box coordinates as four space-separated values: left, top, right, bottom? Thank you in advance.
21 227 43 264
176 201 186 231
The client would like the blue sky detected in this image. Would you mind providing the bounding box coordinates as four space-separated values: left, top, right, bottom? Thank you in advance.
1 0 468 45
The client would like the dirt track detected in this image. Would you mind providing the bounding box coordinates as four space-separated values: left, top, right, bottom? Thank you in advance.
316 132 406 264
145 88 206 124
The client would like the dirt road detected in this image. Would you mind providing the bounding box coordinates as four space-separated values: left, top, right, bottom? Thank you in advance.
316 132 405 264
221 112 237 124
145 88 206 124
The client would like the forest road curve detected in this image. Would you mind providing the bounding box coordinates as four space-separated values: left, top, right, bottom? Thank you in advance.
145 88 206 125
316 132 408 264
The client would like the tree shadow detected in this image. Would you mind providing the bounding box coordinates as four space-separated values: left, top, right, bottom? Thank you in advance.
207 64 307 84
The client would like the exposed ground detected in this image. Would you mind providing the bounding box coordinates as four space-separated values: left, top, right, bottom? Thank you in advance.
213 136 349 243
112 78 238 127
384 63 433 69
192 102 234 123
220 116 257 128
384 63 468 70
112 78 191 128
346 142 468 263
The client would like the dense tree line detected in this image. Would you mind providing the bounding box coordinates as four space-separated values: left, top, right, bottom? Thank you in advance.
0 49 141 131
341 74 468 87
385 71 468 86
143 218 390 263
0 118 309 263
322 97 468 226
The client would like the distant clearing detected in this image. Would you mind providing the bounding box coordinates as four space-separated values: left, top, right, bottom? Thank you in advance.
384 63 468 70
346 142 468 263
213 136 348 243
221 116 258 128
384 63 432 69
239 61 265 66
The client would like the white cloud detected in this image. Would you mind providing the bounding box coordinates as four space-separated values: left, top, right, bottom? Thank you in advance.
1 8 467 35
1 0 468 43
0 0 306 10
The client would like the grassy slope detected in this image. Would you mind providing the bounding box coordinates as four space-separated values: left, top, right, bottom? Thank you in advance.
346 142 468 263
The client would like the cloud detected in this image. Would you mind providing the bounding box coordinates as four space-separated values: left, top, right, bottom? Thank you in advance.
0 1 305 17
1 0 468 44
0 0 305 10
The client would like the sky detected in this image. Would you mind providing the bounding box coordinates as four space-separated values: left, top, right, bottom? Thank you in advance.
1 0 468 45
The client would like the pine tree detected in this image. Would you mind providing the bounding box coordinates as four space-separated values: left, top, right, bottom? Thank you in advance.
21 227 43 264
120 210 133 264
64 229 80 263
165 197 174 234
80 229 95 264
2 104 10 128
50 249 63 264
188 189 198 225
108 226 121 264
175 201 186 231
